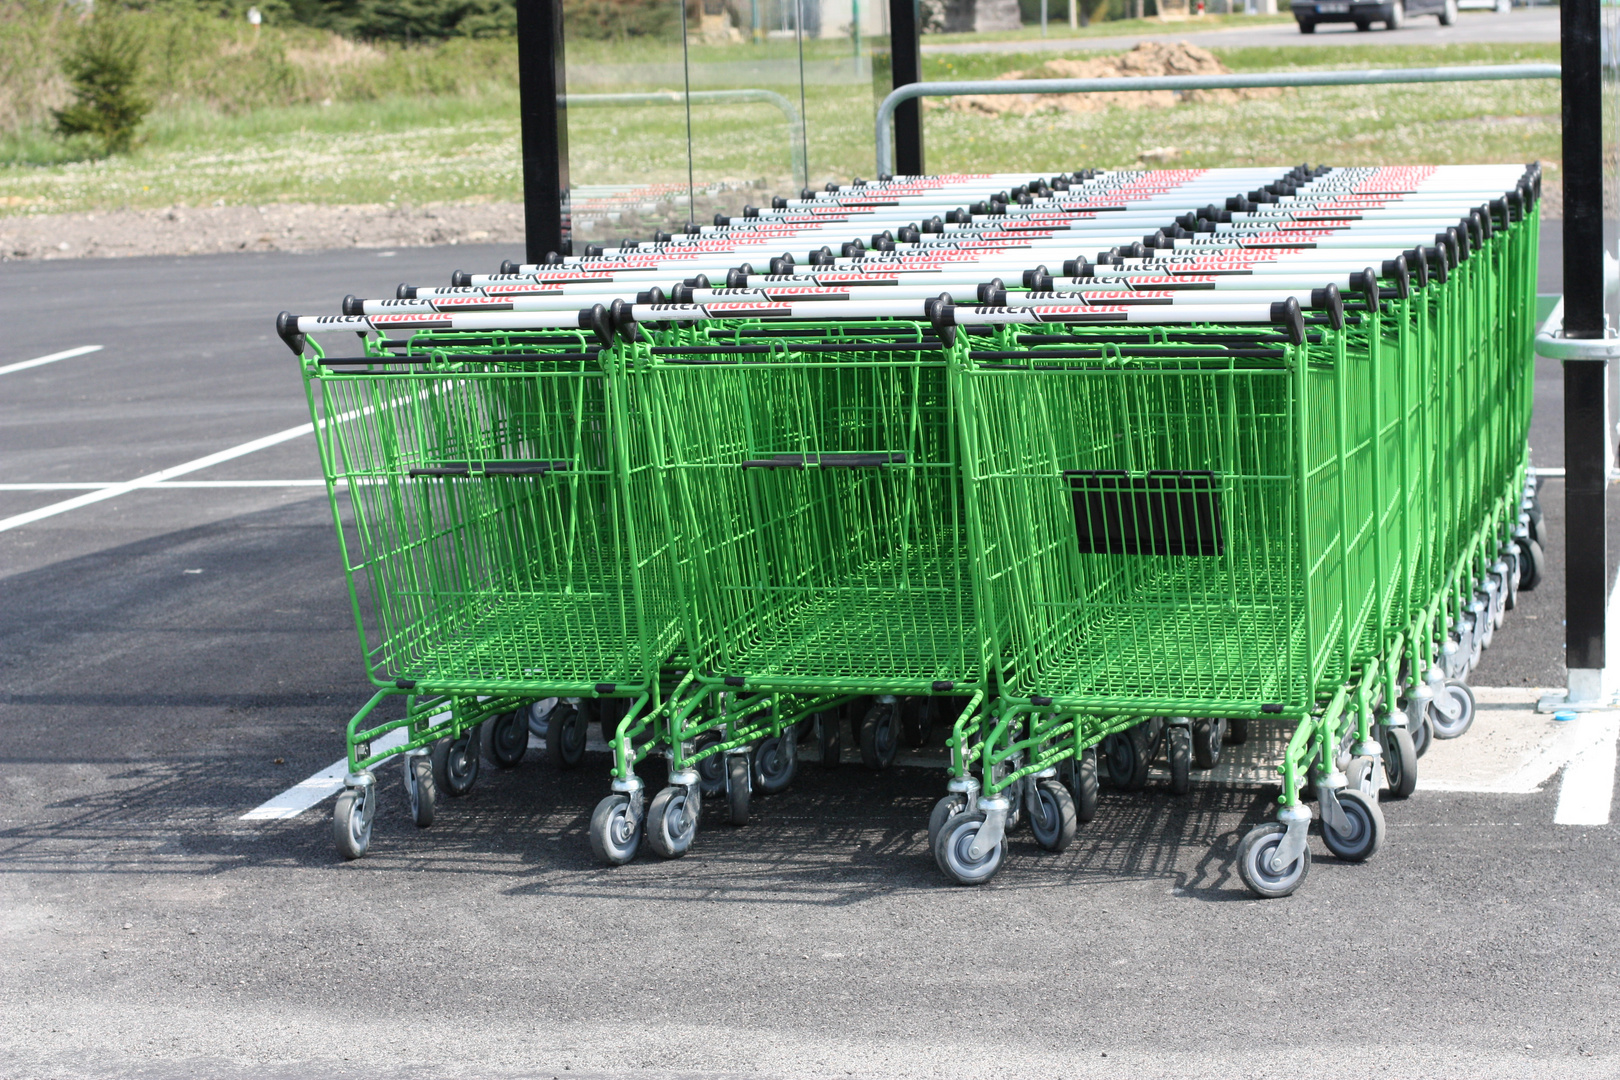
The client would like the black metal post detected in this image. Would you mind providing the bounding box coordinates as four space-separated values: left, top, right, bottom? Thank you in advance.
1561 0 1608 671
517 0 570 261
888 0 924 176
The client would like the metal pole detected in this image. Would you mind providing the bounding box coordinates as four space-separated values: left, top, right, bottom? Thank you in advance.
887 0 924 175
517 0 569 261
1561 0 1610 676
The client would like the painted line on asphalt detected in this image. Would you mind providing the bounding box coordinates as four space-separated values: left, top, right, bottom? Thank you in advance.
241 729 408 821
0 480 328 491
1554 714 1619 826
0 420 320 533
0 345 102 377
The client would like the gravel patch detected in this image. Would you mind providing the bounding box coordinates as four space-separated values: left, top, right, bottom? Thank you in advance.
0 201 526 261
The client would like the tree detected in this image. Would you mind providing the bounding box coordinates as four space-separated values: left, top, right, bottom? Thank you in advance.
54 15 152 155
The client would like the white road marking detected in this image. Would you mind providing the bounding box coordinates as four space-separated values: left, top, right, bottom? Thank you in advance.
0 480 327 491
1553 714 1620 826
0 420 317 533
0 345 102 377
241 729 408 821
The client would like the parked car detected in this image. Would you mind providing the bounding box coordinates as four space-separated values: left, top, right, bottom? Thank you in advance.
1292 0 1455 31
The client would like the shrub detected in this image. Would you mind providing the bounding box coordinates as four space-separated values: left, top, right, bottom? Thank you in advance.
54 13 153 154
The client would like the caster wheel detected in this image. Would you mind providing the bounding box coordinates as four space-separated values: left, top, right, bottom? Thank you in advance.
645 785 698 858
1412 712 1432 758
1029 779 1077 853
431 728 480 797
597 698 630 747
928 793 968 851
403 753 436 828
725 754 750 825
754 734 797 794
817 711 842 769
791 717 814 744
860 700 900 770
1193 718 1225 769
1321 788 1384 862
546 701 588 769
332 784 374 860
1071 747 1099 822
1526 503 1546 548
1103 728 1151 791
1428 679 1475 740
934 811 1003 886
1166 724 1192 795
588 793 642 865
694 731 725 795
1503 549 1520 610
1224 718 1249 746
1381 725 1417 799
1237 822 1310 898
899 697 932 748
1517 536 1544 590
483 709 528 769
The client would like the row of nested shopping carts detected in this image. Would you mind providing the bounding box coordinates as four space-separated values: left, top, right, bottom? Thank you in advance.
276 162 1546 897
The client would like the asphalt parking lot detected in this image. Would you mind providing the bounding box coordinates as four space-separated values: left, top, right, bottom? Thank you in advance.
2 225 1617 1080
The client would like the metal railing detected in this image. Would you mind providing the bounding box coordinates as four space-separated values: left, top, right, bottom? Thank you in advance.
568 90 807 184
875 63 1560 175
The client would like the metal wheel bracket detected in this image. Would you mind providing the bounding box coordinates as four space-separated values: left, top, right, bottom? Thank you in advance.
1430 689 1464 722
966 797 1010 861
1316 783 1353 839
1268 805 1312 875
612 775 645 820
947 775 980 813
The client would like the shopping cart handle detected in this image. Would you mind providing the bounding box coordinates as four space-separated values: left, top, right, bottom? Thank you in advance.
276 311 305 356
740 452 908 469
408 460 572 478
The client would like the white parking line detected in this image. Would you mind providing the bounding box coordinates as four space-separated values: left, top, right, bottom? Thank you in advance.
241 729 408 821
0 420 316 533
1553 714 1620 826
0 345 103 377
0 480 328 491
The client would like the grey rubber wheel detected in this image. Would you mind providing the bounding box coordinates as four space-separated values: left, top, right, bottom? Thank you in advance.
483 709 528 769
694 732 725 795
332 785 373 860
725 755 750 825
1382 725 1418 799
1237 822 1309 898
1193 718 1225 769
900 697 933 748
588 793 641 865
1412 712 1433 758
860 700 899 770
1385 0 1404 28
645 786 698 858
1103 728 1150 791
1438 0 1456 25
1322 788 1385 862
928 793 967 851
1429 679 1476 740
432 729 479 797
818 711 842 769
546 702 587 769
1224 718 1249 746
1526 503 1545 548
405 754 436 828
1166 725 1192 795
934 811 1003 886
753 735 797 795
1074 747 1100 822
1518 536 1544 590
1029 779 1078 853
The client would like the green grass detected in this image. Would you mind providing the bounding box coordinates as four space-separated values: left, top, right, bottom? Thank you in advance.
0 41 1560 217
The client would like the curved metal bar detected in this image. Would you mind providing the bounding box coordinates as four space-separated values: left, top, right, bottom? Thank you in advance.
568 89 806 182
874 63 1562 176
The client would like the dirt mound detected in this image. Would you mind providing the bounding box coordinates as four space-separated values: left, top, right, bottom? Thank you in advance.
941 42 1282 117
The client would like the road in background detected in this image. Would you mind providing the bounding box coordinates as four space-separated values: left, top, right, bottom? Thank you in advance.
923 6 1559 52
2 224 1616 1079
